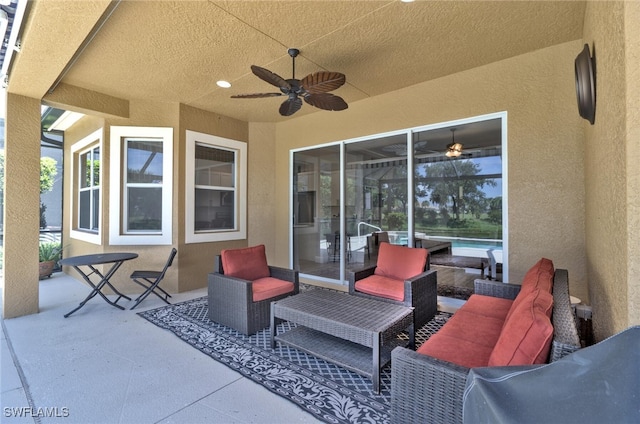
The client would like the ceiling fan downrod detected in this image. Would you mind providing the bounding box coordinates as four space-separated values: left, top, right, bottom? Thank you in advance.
288 48 299 79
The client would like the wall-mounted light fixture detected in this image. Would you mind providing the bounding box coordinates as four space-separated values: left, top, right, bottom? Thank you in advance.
575 43 596 124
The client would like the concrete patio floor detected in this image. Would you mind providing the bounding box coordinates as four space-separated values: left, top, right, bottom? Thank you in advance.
1 272 321 423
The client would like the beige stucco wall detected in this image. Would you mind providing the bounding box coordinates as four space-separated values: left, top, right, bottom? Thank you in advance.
176 104 249 291
61 113 104 260
272 41 589 305
626 1 640 329
246 123 278 262
61 101 252 294
61 101 181 293
582 1 640 340
2 94 41 318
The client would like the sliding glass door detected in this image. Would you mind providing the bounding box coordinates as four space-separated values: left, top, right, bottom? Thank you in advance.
292 113 506 285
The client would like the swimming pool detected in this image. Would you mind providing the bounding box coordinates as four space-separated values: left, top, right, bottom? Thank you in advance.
392 233 502 258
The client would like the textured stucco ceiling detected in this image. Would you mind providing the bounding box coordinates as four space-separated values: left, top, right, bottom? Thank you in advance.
8 0 586 123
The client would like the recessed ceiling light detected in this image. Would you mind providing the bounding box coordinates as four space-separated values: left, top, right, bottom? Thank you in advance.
401 0 415 3
216 80 231 88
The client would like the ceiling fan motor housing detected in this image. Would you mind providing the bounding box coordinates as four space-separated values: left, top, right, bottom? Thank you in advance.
288 48 300 58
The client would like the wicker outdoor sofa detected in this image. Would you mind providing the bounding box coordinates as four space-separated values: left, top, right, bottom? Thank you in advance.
391 260 582 424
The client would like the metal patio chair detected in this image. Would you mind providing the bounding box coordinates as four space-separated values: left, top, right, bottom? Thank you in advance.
129 248 177 309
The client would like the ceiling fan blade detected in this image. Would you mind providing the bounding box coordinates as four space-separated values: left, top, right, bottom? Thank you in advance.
251 65 291 90
304 93 348 111
230 92 283 99
301 72 346 93
279 97 303 116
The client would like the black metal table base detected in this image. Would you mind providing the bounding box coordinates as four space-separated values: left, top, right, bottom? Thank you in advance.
64 261 132 318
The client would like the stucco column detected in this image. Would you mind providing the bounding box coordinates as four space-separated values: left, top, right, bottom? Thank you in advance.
2 93 41 318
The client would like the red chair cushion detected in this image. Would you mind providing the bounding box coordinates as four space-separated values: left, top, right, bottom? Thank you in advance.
374 242 427 281
221 244 270 281
488 288 554 366
355 274 405 301
252 277 295 302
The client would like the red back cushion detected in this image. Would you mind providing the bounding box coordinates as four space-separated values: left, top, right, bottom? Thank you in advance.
221 245 270 281
506 260 554 323
488 288 554 366
520 258 555 295
374 242 427 281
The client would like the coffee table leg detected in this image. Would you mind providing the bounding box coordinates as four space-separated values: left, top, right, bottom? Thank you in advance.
373 332 380 394
408 322 415 350
270 302 276 349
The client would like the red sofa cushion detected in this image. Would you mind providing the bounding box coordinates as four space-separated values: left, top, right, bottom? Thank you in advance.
433 308 506 348
417 295 509 367
251 277 295 302
462 294 513 321
221 244 270 281
355 274 405 301
417 332 495 369
374 242 427 281
488 288 554 366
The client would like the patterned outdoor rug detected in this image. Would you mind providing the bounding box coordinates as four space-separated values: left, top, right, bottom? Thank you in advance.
138 295 451 424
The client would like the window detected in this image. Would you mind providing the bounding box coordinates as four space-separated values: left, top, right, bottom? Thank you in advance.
185 130 247 243
79 146 100 231
70 129 102 244
110 126 173 245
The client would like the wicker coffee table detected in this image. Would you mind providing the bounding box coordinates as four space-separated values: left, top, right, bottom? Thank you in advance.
270 289 414 393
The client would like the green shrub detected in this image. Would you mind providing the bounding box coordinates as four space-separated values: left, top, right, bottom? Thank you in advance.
39 242 62 262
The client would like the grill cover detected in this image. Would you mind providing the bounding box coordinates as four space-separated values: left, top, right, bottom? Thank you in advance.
463 326 640 424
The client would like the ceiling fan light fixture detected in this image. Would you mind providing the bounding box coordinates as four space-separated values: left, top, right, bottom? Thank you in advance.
446 143 463 157
216 80 231 88
446 128 463 157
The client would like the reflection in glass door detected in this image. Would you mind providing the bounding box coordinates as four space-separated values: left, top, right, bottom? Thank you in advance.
345 133 410 265
292 145 341 281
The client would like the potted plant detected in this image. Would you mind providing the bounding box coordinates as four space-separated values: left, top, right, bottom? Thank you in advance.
39 241 62 279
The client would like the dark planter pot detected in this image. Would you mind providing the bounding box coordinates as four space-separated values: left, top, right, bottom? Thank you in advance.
39 260 55 279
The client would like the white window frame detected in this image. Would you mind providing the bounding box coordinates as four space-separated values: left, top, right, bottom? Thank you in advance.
185 130 247 243
70 129 102 245
109 126 173 245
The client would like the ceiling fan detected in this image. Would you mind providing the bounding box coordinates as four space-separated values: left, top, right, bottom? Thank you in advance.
231 48 348 117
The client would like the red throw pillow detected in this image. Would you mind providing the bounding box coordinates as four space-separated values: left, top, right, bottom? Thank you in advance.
374 242 427 281
221 245 270 281
488 289 554 366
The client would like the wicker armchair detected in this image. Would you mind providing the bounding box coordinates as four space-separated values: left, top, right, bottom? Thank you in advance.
390 269 581 424
208 245 299 335
348 242 437 330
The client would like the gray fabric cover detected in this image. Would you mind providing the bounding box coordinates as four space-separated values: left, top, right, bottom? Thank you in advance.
463 325 640 424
